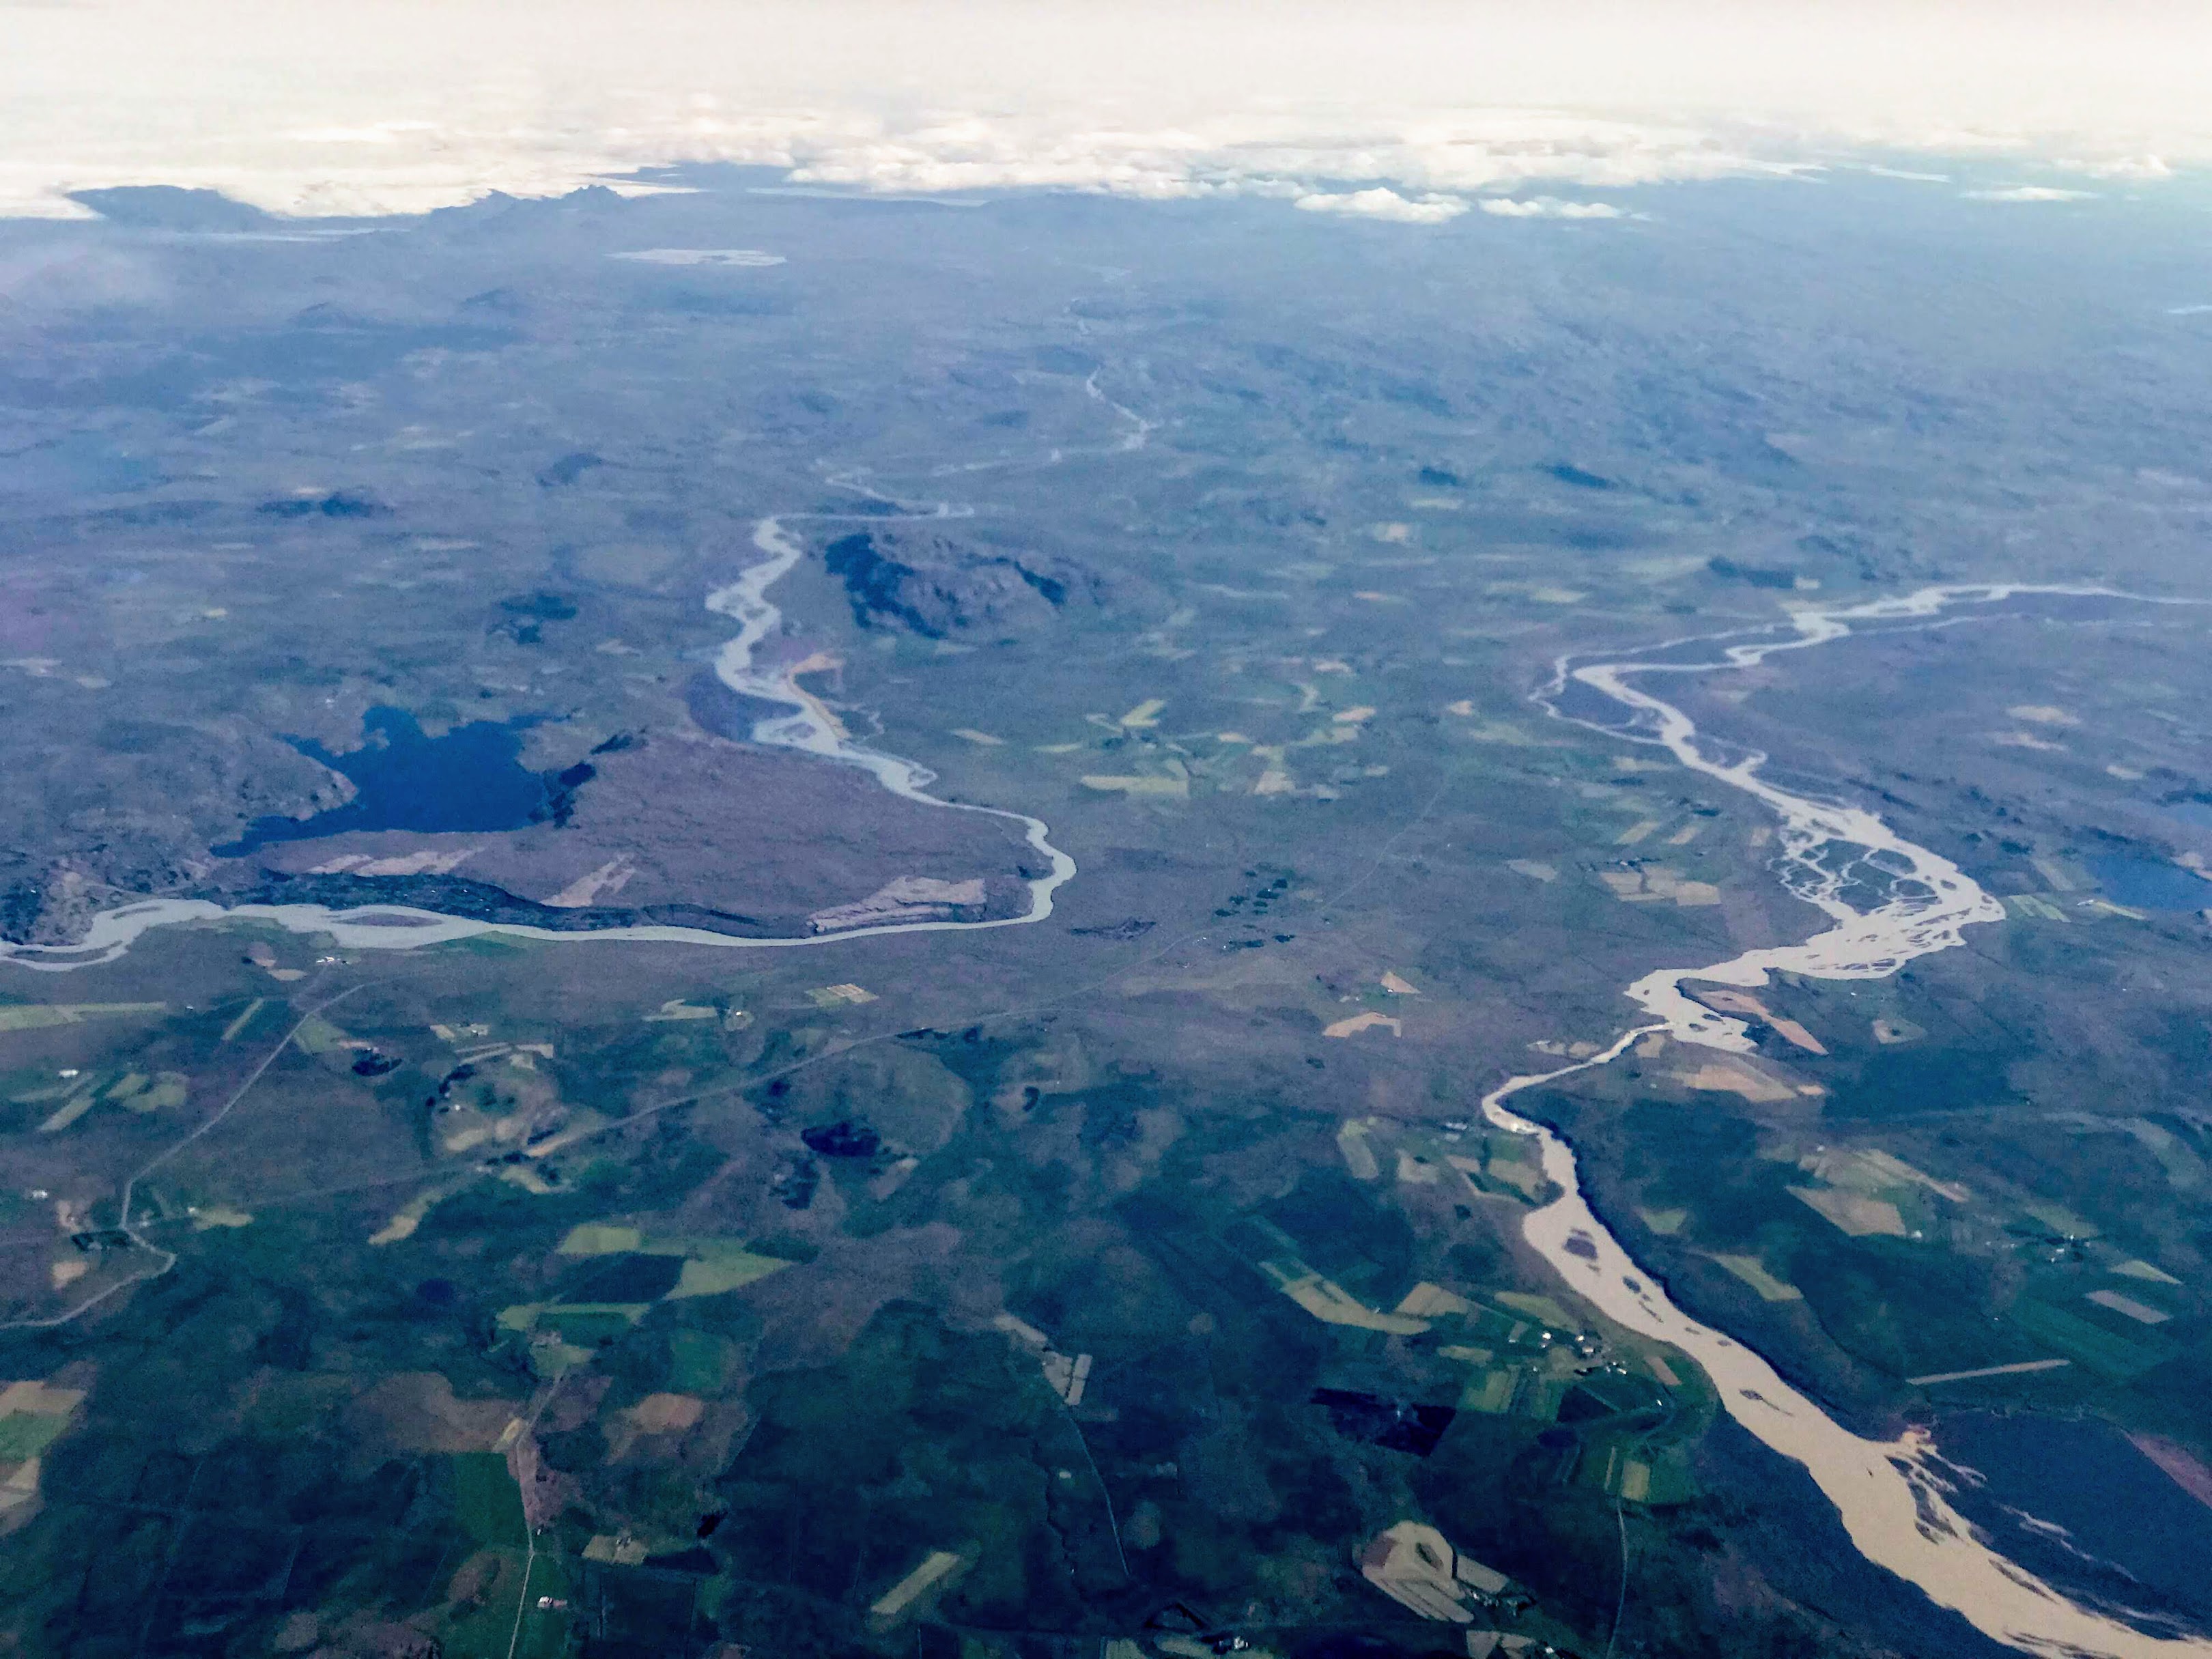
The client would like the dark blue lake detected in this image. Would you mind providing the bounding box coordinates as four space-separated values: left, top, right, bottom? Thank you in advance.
220 706 548 855
2088 856 2212 912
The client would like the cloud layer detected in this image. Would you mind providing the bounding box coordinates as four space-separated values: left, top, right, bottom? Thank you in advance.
3 0 2209 220
1293 188 1470 225
1960 185 2099 202
1478 197 1628 219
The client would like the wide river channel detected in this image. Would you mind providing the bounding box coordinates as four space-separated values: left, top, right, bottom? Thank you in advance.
1488 584 2211 1658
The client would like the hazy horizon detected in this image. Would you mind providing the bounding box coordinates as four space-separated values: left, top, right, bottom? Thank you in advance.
8 0 2212 219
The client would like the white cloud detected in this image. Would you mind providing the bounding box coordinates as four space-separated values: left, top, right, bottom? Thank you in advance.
1294 188 1468 224
1478 197 1623 218
1 1 2209 222
285 122 436 146
2057 153 2172 178
1961 185 2098 201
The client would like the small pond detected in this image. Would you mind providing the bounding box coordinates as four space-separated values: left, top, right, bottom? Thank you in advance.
2087 856 2212 912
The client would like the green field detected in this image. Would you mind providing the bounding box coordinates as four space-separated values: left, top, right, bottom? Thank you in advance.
2005 1299 2178 1381
0 1413 70 1462
452 1453 528 1549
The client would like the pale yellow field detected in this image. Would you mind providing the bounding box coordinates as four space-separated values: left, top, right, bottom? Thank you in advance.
1323 1011 1401 1039
629 1393 706 1432
1790 1185 1907 1238
1711 1255 1802 1301
1675 1058 1801 1105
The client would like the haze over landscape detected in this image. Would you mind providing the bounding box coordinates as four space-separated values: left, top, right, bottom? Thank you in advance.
7 0 2212 218
4 8 2212 1659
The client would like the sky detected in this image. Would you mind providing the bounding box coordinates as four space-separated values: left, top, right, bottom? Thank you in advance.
5 0 2212 219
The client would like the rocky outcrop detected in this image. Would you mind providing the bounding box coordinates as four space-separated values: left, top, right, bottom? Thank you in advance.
808 875 991 933
821 528 1100 640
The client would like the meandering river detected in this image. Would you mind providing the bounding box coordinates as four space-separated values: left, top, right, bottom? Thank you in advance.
0 512 1076 971
1488 584 2212 1658
5 548 2202 1656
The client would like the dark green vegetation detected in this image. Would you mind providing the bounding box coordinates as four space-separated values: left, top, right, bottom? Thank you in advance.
1555 918 2212 1439
0 937 1849 1659
3 167 2212 1659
